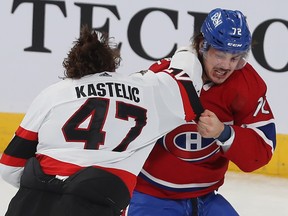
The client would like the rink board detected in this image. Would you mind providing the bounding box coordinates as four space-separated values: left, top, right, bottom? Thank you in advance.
1 112 287 178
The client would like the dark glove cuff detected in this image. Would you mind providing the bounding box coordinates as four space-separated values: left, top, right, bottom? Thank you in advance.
216 124 231 143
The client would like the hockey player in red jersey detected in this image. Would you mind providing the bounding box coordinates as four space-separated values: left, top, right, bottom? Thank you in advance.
0 26 204 216
125 8 276 216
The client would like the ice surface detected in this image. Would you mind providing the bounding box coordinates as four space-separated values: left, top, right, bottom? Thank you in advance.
0 171 288 216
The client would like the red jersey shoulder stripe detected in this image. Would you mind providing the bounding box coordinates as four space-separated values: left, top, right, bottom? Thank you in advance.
16 126 38 141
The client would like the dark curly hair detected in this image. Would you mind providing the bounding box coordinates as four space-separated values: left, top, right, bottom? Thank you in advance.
63 25 121 79
191 32 205 65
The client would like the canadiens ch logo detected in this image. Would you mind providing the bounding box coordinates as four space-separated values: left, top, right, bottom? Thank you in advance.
163 124 220 162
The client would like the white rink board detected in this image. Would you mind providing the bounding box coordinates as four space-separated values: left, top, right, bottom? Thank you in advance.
0 0 288 133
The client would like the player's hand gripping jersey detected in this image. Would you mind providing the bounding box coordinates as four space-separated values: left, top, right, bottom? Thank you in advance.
135 53 276 199
0 49 203 196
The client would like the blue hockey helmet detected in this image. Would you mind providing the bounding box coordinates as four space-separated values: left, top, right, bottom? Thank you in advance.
201 8 252 53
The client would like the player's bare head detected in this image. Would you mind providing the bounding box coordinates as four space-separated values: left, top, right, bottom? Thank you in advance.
63 25 121 79
192 8 252 70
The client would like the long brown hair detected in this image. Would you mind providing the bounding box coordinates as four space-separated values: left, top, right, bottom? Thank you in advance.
190 33 205 69
63 25 121 79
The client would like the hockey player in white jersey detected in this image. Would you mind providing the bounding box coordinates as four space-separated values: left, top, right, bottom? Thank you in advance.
0 25 203 216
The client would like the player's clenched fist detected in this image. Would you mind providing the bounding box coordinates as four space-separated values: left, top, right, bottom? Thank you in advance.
197 109 224 139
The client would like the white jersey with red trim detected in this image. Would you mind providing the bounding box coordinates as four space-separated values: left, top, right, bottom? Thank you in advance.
0 50 203 194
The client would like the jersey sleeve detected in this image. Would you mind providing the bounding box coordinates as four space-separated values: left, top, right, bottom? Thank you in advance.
149 47 203 97
148 47 204 122
157 48 204 122
149 58 171 72
0 87 53 186
223 64 276 172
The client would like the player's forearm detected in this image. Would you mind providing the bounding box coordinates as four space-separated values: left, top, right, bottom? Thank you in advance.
224 125 275 172
0 163 23 188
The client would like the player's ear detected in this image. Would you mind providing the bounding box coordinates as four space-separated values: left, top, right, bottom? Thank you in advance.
199 41 204 55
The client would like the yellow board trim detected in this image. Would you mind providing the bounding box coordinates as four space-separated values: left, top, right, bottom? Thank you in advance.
0 112 287 178
229 134 288 178
0 113 25 152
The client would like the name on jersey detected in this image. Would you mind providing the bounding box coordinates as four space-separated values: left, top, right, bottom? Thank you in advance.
75 82 140 102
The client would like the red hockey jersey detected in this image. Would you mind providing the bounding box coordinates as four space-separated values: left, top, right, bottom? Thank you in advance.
135 63 276 199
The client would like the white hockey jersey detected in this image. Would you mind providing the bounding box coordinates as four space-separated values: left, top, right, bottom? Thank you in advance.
0 49 203 194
